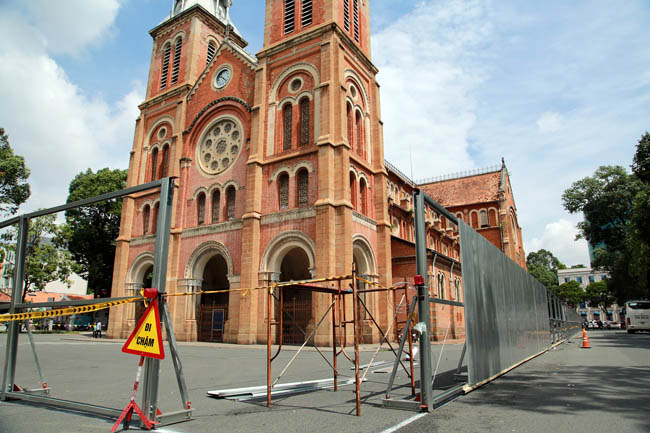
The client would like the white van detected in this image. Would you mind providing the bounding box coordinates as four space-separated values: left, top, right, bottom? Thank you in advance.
625 301 650 333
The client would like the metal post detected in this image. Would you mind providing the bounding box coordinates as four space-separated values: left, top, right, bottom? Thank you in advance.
331 291 337 392
141 178 174 422
414 190 433 411
2 216 29 399
25 325 47 391
267 286 272 407
352 264 361 416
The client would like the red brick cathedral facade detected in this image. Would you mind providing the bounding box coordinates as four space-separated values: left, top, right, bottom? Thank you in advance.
108 0 525 344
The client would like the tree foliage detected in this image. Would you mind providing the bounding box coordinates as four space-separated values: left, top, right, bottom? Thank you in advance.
551 280 585 306
2 214 79 302
585 280 614 308
0 128 31 216
562 133 650 302
526 249 566 292
56 168 127 297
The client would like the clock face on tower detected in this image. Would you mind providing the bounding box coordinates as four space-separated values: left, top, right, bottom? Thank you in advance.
214 68 231 89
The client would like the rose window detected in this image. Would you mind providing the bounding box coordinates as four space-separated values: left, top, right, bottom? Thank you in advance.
198 118 242 175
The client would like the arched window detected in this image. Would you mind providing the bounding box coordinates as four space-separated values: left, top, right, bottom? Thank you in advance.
197 192 206 225
359 178 368 215
150 148 159 182
161 144 169 178
349 173 357 210
226 187 236 220
152 202 159 234
211 190 220 223
454 278 461 301
438 273 445 300
355 110 364 158
206 41 216 65
171 37 183 84
160 43 171 90
283 104 292 151
346 103 354 152
284 0 295 34
299 98 310 146
479 209 489 227
470 212 478 228
278 173 289 210
142 205 150 235
297 169 309 207
489 209 497 226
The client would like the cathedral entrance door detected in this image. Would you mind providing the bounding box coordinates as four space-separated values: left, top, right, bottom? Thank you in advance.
198 255 229 342
279 247 312 345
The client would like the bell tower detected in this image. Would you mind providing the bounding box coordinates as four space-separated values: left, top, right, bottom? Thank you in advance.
239 0 392 344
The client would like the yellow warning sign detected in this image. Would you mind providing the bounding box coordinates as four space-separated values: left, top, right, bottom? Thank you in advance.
121 299 164 359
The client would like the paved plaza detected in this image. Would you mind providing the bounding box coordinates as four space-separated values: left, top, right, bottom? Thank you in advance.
1 330 649 432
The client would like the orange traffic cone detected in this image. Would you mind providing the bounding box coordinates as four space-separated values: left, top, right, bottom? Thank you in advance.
581 329 591 349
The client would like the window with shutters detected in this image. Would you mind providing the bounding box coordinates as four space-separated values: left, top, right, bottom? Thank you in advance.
353 0 359 42
150 148 158 182
479 209 488 227
226 187 236 220
283 104 292 150
278 173 289 210
160 43 171 89
143 205 150 235
284 0 295 34
301 0 312 27
297 169 309 207
212 190 220 223
171 37 182 84
454 278 461 300
299 98 310 146
206 41 216 65
197 193 206 225
343 0 350 31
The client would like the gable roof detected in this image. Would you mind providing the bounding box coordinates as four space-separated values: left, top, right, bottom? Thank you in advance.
187 38 257 102
419 170 501 208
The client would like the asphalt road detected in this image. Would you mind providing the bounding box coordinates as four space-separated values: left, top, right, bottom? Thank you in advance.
0 330 648 432
401 330 650 433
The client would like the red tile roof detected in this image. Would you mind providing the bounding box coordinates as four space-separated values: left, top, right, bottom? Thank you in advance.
420 171 501 207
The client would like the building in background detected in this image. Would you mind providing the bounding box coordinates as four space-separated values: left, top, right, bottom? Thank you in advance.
558 267 621 324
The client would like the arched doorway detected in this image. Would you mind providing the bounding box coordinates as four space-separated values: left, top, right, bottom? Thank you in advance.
198 255 229 342
279 247 312 345
353 237 377 343
134 265 153 322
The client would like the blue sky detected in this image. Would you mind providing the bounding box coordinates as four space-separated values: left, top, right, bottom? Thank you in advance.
1 0 649 267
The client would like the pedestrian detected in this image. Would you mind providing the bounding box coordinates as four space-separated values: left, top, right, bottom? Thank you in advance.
96 321 102 339
92 322 97 338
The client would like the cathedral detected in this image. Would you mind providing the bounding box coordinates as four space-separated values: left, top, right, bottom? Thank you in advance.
107 0 525 345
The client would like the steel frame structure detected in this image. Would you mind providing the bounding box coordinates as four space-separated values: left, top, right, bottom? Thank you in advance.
0 177 192 429
265 269 414 416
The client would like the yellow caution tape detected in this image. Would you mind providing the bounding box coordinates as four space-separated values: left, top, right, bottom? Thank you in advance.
0 297 142 323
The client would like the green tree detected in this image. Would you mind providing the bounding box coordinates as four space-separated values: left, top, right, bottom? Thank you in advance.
2 214 79 302
631 132 650 183
584 280 614 309
526 249 565 291
0 128 31 215
551 280 585 306
562 162 649 301
57 168 127 298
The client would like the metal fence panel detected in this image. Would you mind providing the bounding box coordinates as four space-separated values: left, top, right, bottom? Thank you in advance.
460 221 553 386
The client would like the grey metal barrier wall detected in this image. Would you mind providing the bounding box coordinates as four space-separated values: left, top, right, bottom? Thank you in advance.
459 221 581 386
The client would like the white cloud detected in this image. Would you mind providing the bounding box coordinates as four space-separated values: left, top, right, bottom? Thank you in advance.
526 219 590 267
21 0 122 56
373 0 492 180
0 2 141 214
536 111 562 133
